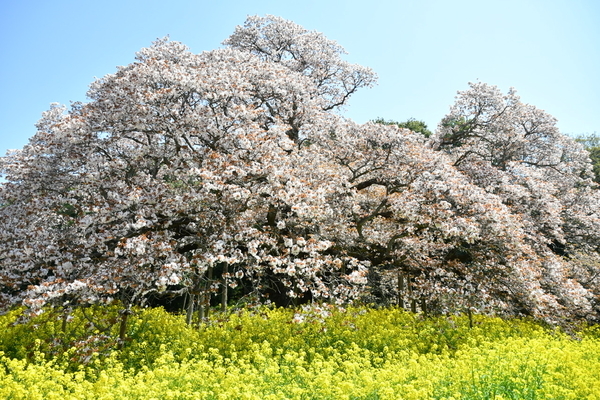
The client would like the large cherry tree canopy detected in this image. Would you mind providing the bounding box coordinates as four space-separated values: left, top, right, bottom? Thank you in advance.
434 82 600 321
0 18 598 324
0 18 374 312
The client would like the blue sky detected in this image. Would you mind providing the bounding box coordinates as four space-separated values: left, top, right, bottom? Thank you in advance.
1 0 599 157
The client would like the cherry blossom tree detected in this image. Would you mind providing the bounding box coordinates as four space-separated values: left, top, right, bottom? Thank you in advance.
0 20 373 319
304 116 562 320
433 82 600 322
1 18 598 327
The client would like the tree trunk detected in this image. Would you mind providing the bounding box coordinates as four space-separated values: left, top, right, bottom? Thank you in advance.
207 266 213 318
61 307 71 334
397 272 405 309
199 296 205 321
117 306 131 350
467 307 473 329
221 263 228 313
185 293 195 325
408 277 417 313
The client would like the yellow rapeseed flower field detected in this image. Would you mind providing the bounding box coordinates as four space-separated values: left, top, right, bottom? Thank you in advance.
0 305 599 399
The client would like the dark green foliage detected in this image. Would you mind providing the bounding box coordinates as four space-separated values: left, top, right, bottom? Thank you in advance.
373 117 433 138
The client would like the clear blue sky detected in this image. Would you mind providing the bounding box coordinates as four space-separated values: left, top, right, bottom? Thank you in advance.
1 0 599 157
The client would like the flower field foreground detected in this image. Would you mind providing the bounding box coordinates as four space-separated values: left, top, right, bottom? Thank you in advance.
1 306 600 399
